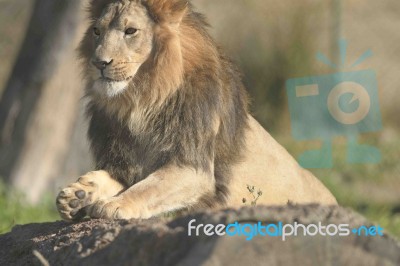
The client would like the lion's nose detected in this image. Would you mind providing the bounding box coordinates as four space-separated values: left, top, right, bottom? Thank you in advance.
92 59 113 70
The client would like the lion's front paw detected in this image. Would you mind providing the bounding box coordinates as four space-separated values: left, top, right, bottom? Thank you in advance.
86 198 124 219
86 197 144 220
56 172 102 221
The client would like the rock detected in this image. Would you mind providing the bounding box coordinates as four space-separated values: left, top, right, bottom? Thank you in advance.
0 205 399 266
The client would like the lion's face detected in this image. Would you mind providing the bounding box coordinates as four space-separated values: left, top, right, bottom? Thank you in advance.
89 1 154 97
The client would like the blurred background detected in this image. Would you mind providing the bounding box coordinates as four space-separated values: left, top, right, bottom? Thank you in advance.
0 0 399 236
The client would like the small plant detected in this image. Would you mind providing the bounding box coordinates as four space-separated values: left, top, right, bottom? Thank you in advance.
242 185 263 206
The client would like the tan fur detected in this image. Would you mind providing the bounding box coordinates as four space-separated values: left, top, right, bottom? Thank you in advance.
56 0 336 221
86 165 215 219
228 116 337 206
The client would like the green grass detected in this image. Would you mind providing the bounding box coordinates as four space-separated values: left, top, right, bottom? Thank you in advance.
320 172 400 238
0 181 59 234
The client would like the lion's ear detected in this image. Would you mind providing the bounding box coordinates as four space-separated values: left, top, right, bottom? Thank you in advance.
145 0 189 25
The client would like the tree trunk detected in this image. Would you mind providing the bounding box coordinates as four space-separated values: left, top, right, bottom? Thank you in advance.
0 0 91 203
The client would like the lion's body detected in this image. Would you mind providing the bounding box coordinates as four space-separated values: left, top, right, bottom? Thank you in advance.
57 0 336 221
227 116 336 206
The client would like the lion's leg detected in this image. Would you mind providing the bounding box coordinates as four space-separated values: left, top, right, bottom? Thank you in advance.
86 165 215 219
56 170 125 221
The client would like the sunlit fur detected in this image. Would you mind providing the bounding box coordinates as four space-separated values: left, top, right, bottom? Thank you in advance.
59 0 338 221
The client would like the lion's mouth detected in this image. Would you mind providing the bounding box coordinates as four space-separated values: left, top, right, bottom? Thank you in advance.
99 76 133 83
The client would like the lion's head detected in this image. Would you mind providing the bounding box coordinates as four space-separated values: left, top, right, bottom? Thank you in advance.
80 0 193 100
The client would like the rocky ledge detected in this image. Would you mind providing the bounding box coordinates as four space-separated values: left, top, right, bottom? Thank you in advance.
0 205 399 266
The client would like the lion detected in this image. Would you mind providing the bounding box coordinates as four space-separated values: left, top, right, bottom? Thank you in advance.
56 0 337 221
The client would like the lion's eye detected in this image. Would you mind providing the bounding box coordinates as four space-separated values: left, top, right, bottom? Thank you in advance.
125 28 138 35
93 27 101 36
